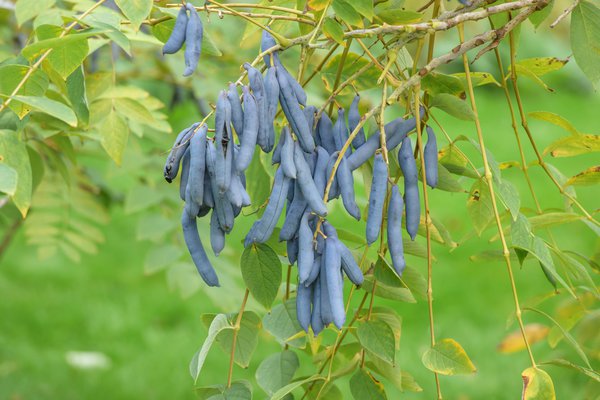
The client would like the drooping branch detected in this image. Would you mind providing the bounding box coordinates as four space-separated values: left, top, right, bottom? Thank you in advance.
343 0 546 39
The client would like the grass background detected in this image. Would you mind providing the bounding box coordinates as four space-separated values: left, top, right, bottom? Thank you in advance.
1 3 599 400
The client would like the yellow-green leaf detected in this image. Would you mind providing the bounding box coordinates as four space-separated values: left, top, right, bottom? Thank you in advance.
323 18 345 45
15 0 55 26
430 93 475 121
12 95 77 126
99 109 129 165
453 72 501 88
0 65 49 118
0 130 32 217
375 9 422 24
332 0 363 28
422 338 476 375
467 178 494 236
565 165 600 187
544 134 600 157
529 111 579 136
115 0 152 31
521 368 556 400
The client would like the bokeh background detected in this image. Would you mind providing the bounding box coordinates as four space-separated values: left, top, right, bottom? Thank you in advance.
0 0 598 399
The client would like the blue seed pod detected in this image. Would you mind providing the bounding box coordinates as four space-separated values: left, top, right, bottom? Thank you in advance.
348 94 366 149
293 141 327 216
398 137 420 240
366 153 388 245
311 278 324 336
210 210 225 256
235 86 259 172
280 127 297 179
181 210 219 287
183 3 203 77
297 212 315 284
163 5 188 55
179 147 191 201
260 30 279 66
336 156 360 220
296 280 313 332
424 126 438 188
164 122 199 182
387 184 406 276
227 83 244 138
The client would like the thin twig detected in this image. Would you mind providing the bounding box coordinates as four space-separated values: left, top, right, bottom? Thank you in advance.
550 0 579 28
227 288 250 388
458 23 537 369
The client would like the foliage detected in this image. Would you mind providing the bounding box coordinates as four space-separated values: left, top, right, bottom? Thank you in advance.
0 0 599 399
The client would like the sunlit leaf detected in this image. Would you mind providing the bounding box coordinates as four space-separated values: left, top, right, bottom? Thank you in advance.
521 367 555 400
422 338 476 375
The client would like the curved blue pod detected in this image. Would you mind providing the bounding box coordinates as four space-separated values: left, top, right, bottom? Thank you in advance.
332 108 350 156
162 5 188 55
293 142 327 216
260 30 279 66
188 124 208 208
279 182 307 241
319 256 333 327
336 156 360 220
181 210 219 287
387 184 406 276
164 122 199 182
287 236 298 265
398 137 420 240
183 3 203 77
280 127 297 179
297 212 314 284
273 56 307 106
337 241 364 285
210 210 225 256
325 236 345 329
276 66 314 152
312 146 330 197
316 112 336 154
366 153 388 245
310 278 323 336
235 86 259 172
424 126 438 188
348 94 366 149
296 281 313 332
227 83 244 138
244 168 291 245
179 147 191 201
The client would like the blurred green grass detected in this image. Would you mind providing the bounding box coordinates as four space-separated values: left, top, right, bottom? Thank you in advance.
1 84 598 399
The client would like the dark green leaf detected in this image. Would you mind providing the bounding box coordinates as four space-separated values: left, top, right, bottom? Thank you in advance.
357 320 396 364
349 369 387 400
430 93 475 121
0 129 32 217
66 66 89 125
571 1 600 84
241 243 282 309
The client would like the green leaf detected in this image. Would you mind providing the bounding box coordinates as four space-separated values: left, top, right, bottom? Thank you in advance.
66 66 89 125
496 179 520 221
270 375 325 400
196 381 252 400
351 0 374 21
366 357 402 390
357 320 396 365
421 72 464 96
98 108 129 165
452 72 501 88
565 166 600 187
332 0 364 28
114 97 155 125
144 244 181 275
467 178 494 236
202 312 261 369
15 0 55 26
511 58 568 92
0 65 49 118
323 18 345 45
400 371 423 392
543 133 600 157
349 369 386 400
241 243 282 309
511 213 532 251
115 0 152 31
362 276 416 303
430 93 475 121
255 350 299 396
0 163 18 196
322 52 379 92
23 33 91 79
245 153 271 212
524 307 591 369
375 9 422 25
571 1 600 85
422 338 476 375
189 314 234 383
528 111 580 136
263 299 306 348
529 0 554 28
521 367 556 400
540 359 600 382
11 95 77 127
529 212 582 230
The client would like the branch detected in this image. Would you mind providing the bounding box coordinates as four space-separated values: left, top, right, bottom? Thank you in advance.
343 0 544 38
550 0 579 28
